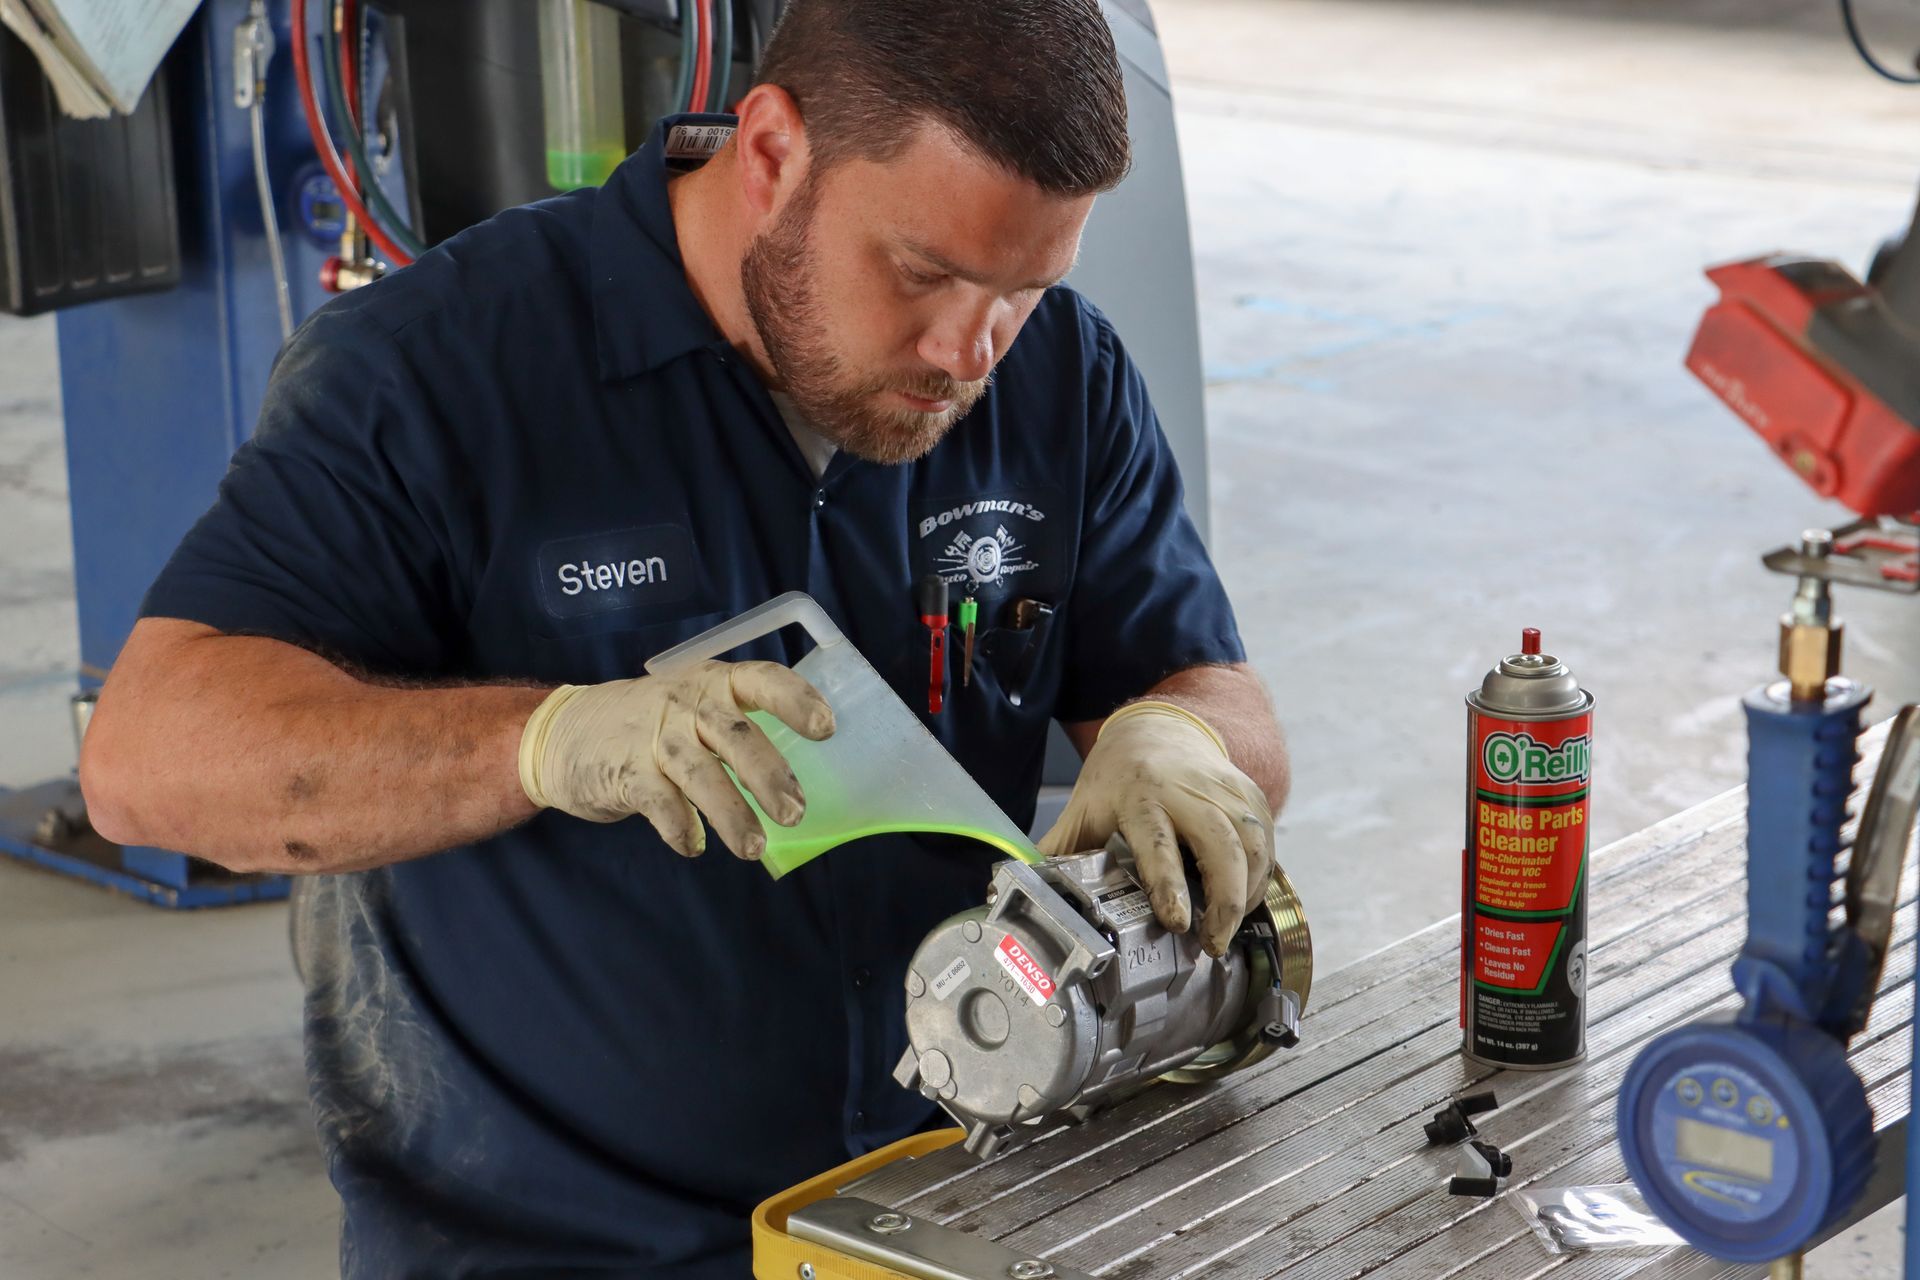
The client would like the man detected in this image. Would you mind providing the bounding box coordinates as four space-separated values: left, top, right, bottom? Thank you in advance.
79 0 1289 1274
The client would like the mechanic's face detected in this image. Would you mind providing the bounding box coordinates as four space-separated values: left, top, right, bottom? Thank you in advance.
741 123 1093 465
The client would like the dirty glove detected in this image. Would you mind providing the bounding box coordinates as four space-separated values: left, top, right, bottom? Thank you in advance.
518 661 835 859
1038 700 1274 957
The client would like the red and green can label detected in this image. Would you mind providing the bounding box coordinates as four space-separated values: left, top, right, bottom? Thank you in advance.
1464 709 1591 1067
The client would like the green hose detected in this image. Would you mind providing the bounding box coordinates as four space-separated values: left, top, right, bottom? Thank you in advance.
669 0 696 112
322 8 427 257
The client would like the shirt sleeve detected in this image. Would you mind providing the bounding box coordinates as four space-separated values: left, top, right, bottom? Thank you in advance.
1052 310 1247 723
139 307 464 674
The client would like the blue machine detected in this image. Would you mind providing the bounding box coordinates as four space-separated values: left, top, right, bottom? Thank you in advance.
0 0 340 905
1619 526 1920 1269
0 0 438 904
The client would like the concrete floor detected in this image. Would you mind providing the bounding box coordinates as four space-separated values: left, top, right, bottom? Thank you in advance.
5 0 1920 1274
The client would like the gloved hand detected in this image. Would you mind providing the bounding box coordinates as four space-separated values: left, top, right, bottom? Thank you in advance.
1038 700 1274 956
518 661 835 859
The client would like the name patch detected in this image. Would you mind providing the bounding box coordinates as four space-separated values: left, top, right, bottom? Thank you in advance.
537 524 701 620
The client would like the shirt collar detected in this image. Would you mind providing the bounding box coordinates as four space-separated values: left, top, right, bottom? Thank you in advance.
590 113 737 382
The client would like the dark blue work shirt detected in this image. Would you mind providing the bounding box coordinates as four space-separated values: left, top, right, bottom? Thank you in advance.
141 116 1244 1279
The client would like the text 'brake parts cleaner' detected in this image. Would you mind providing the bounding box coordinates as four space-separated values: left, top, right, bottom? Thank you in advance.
1463 628 1593 1070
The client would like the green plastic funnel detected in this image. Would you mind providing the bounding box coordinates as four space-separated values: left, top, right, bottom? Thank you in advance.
646 593 1045 879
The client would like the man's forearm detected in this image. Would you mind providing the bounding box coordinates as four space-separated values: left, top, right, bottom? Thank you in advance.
1138 663 1290 812
82 619 548 875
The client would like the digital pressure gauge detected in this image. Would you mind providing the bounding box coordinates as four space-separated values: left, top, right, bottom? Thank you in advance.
1617 1020 1871 1262
1617 653 1920 1265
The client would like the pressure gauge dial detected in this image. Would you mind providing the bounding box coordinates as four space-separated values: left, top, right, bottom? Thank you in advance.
1617 1020 1872 1263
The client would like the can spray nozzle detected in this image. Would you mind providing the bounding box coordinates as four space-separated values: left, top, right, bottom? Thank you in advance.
1504 628 1556 674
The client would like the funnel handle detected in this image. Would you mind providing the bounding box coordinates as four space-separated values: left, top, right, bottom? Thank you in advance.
644 592 847 674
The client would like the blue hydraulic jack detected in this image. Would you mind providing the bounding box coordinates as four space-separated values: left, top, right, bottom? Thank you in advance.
1618 525 1920 1276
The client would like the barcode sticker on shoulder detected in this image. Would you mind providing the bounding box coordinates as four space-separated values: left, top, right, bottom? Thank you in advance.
667 124 735 160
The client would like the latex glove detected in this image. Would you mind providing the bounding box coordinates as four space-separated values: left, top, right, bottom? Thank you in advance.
518 661 834 859
1038 700 1274 956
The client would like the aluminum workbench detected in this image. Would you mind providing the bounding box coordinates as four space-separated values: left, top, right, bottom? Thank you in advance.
776 727 1913 1279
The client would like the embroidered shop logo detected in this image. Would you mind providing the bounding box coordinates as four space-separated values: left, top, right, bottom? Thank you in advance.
918 499 1047 589
938 525 1040 588
917 498 1047 538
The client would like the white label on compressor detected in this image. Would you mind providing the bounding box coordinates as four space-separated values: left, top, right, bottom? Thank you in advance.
1098 888 1155 928
995 934 1057 1006
930 955 972 1001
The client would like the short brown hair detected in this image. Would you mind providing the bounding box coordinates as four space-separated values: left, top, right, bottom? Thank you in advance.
754 0 1131 196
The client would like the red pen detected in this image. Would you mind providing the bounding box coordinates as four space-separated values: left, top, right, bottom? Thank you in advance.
917 574 949 715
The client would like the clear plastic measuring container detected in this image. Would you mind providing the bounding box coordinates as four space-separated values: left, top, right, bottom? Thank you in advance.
646 592 1044 879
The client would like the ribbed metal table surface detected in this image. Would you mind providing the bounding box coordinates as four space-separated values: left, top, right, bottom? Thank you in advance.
841 726 1913 1279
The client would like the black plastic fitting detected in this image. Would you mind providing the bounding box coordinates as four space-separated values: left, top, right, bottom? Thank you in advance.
1422 1103 1478 1146
1447 1175 1499 1197
1470 1139 1513 1177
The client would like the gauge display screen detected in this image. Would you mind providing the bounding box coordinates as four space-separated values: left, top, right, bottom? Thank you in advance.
1675 1117 1774 1180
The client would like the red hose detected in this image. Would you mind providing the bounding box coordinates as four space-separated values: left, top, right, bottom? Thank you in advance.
340 0 357 126
290 0 413 266
687 0 712 113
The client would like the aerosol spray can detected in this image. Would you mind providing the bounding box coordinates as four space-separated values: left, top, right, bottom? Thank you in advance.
1463 628 1593 1069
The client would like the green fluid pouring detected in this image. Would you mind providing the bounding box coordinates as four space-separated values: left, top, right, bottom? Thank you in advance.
646 593 1044 879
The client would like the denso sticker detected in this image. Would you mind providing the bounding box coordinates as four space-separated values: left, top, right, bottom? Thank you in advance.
930 956 972 1001
994 934 1056 1007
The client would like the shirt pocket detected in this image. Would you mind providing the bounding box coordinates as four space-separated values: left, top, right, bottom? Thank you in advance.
969 597 1064 711
529 610 733 684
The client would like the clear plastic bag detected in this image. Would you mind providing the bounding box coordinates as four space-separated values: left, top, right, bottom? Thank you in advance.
1511 1183 1684 1255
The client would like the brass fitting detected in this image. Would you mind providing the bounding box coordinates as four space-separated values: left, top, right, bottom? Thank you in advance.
321 257 382 293
1779 616 1843 703
320 218 384 294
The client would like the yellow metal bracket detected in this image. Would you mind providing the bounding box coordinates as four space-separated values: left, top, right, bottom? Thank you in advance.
752 1130 964 1280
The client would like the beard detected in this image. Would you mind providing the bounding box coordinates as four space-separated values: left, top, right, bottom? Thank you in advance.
740 178 988 466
